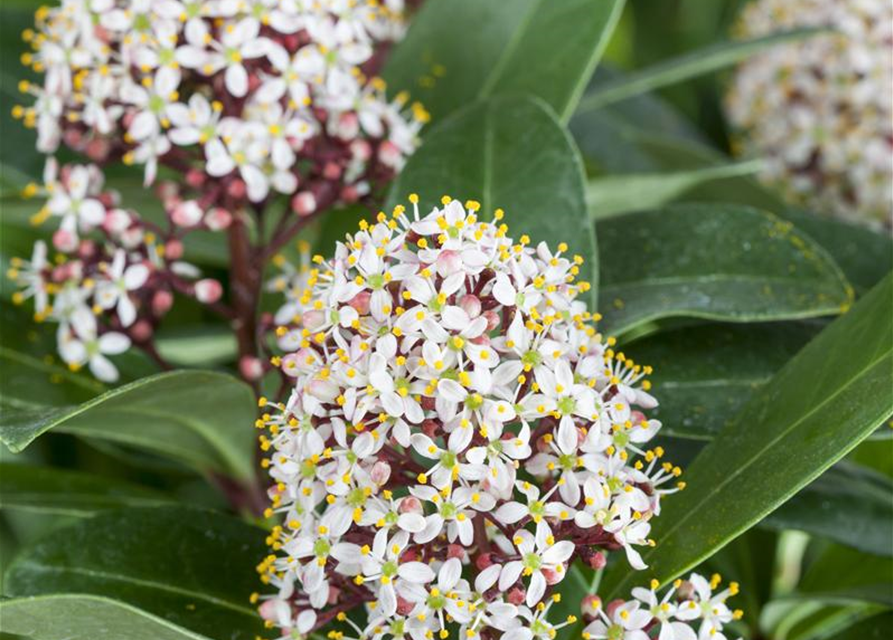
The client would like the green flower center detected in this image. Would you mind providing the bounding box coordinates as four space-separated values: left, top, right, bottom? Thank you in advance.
522 350 541 367
440 451 457 469
557 396 576 416
381 560 398 578
523 552 542 571
367 273 385 290
347 488 366 507
607 623 625 640
149 95 166 114
558 452 577 471
440 502 457 519
613 431 630 448
314 538 330 557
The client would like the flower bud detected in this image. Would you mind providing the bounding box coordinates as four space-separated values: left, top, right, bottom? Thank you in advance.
506 587 526 606
194 278 223 304
130 320 153 343
291 191 317 217
240 356 264 381
103 209 131 234
52 229 77 253
227 179 247 200
152 290 174 316
581 594 602 619
483 310 500 331
370 460 391 486
378 140 402 168
172 201 203 227
397 496 422 515
164 239 184 261
348 291 371 315
205 207 232 231
459 294 481 318
588 551 607 571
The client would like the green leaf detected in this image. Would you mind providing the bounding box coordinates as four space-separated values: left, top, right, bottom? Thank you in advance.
4 507 267 640
155 327 238 367
601 273 893 598
762 463 893 557
800 544 893 606
827 613 893 640
631 323 819 440
575 28 824 113
383 0 625 122
597 204 853 336
0 463 176 517
0 368 257 482
386 96 597 302
586 160 762 219
604 135 893 296
0 595 215 640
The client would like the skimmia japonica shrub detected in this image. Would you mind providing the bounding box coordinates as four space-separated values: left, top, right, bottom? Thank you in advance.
8 0 426 381
254 198 743 640
726 0 893 230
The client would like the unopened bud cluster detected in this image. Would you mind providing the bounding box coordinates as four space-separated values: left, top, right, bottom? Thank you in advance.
726 0 893 229
253 198 735 640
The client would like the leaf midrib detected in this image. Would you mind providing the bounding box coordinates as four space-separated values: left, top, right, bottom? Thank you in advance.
602 272 841 291
12 562 260 619
636 350 892 584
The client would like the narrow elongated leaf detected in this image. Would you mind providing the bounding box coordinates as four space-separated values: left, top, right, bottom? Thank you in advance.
597 204 853 336
384 0 624 121
800 544 893 602
0 369 257 481
575 29 823 113
827 613 893 640
0 595 214 640
586 161 762 219
0 463 175 516
633 323 818 440
762 463 893 557
601 274 893 598
5 507 267 640
387 97 597 302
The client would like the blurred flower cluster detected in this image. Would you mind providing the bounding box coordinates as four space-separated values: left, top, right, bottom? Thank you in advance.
726 0 893 229
254 198 741 640
10 0 425 380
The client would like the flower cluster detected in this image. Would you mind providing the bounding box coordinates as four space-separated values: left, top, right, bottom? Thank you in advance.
15 0 425 212
8 159 224 382
726 0 893 229
254 197 738 640
9 0 425 381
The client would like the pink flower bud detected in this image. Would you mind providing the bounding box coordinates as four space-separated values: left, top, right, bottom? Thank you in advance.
240 356 264 381
323 161 342 180
77 240 96 259
53 229 77 253
103 209 131 234
470 334 490 346
172 201 203 227
341 185 360 203
605 599 626 620
588 551 607 571
436 250 461 277
63 129 83 148
396 596 414 616
397 496 422 515
165 239 184 261
446 544 465 560
581 594 602 618
85 137 111 162
348 291 371 315
351 139 372 162
630 410 646 425
186 169 206 189
301 309 325 331
370 460 391 486
459 294 481 318
483 310 500 331
227 179 247 200
378 140 402 168
476 553 495 570
152 290 174 316
205 207 232 231
334 112 359 140
507 587 526 606
130 320 153 342
291 191 317 217
542 566 563 585
195 278 223 304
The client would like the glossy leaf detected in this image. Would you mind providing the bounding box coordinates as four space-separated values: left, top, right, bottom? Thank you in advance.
0 369 257 481
800 544 893 606
631 323 818 440
575 28 824 113
386 97 597 302
601 274 893 598
5 507 267 640
827 613 893 640
586 160 762 219
0 463 175 516
604 135 893 295
383 0 624 121
763 463 893 557
0 595 214 640
597 204 853 336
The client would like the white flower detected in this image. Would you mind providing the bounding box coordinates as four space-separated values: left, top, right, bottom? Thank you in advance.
499 522 574 606
48 165 106 235
58 308 130 382
94 250 150 327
